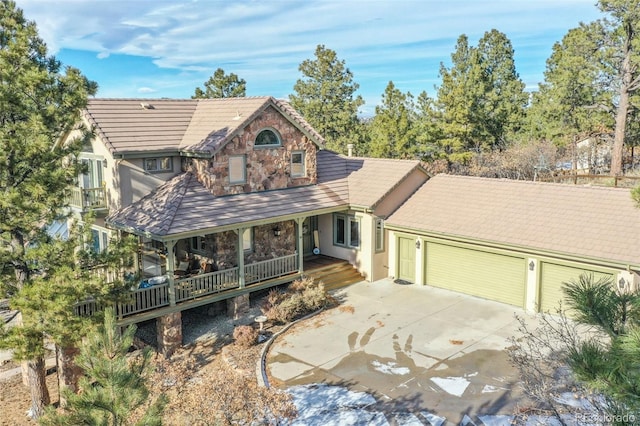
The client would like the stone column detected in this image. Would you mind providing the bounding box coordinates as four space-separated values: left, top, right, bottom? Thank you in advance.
156 311 182 358
227 293 250 320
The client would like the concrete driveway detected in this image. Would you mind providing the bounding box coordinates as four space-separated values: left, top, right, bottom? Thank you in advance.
266 278 533 424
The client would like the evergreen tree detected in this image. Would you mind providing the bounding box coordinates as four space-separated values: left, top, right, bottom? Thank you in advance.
476 29 528 150
599 0 640 175
41 307 165 426
289 45 364 153
0 0 97 417
192 67 246 99
369 81 417 159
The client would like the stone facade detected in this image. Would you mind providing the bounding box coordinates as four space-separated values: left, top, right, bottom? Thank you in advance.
187 105 318 196
156 311 182 358
177 220 297 269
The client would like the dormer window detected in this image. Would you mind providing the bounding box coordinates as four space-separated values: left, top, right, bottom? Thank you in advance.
254 128 281 147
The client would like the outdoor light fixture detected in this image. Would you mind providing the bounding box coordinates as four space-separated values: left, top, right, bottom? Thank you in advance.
273 227 281 237
529 261 535 271
415 240 421 249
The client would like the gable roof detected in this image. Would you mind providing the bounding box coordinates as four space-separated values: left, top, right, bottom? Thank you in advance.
106 151 424 239
82 96 324 157
386 174 640 267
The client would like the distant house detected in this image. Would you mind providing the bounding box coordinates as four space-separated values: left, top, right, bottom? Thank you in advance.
575 136 612 173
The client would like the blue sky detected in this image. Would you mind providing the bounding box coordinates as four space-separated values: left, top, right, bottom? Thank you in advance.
19 0 603 116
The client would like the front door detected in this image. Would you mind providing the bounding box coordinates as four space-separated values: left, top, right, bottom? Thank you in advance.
397 236 416 282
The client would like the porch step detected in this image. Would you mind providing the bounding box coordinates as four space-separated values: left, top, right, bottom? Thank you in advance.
305 261 365 292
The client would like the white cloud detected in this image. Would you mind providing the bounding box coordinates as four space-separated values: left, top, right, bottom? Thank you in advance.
137 87 157 94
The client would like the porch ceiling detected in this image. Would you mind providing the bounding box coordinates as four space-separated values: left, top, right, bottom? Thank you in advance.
106 171 349 240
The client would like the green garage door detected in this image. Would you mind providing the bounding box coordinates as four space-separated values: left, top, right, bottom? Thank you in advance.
425 242 526 307
539 262 614 313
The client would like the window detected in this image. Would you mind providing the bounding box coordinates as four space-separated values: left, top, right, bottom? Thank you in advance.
254 128 281 147
375 218 384 252
190 236 209 253
229 155 246 184
80 158 104 188
144 157 172 173
242 228 253 252
333 214 360 248
291 151 305 177
91 228 109 253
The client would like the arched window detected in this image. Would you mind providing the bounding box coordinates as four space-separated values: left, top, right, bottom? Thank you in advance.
254 128 281 147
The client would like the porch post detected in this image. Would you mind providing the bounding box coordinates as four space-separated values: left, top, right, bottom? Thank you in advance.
237 228 245 288
165 240 176 306
296 218 304 273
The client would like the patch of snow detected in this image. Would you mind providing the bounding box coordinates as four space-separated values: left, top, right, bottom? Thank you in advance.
371 360 410 375
460 414 477 425
481 384 507 394
477 414 514 425
288 383 384 425
419 411 446 426
391 412 423 426
430 376 471 397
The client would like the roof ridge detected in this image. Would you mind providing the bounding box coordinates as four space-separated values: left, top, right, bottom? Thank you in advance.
161 173 196 235
436 174 633 192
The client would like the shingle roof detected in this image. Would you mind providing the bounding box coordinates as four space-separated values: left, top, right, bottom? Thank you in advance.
83 97 324 156
386 174 640 266
106 151 422 238
107 170 349 237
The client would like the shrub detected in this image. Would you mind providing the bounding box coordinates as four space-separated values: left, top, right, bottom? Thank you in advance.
262 277 331 324
233 325 258 348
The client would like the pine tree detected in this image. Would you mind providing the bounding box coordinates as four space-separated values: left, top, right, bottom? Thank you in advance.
0 0 97 417
192 68 246 99
368 81 417 159
41 307 165 426
289 45 364 153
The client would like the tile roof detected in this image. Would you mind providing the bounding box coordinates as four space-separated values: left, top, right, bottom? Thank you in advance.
106 151 422 238
82 97 324 156
386 174 640 266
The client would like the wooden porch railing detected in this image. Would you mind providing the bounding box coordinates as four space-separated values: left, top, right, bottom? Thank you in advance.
74 253 300 319
67 186 107 210
244 253 298 285
175 267 240 303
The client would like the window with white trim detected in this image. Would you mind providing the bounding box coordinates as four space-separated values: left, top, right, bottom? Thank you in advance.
254 128 281 147
144 157 172 173
291 151 305 177
333 214 360 248
91 228 109 253
375 218 384 252
229 155 246 184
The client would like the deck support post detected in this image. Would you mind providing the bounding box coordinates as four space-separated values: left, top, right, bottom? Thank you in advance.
165 240 177 306
236 228 245 289
227 293 250 320
156 311 182 358
296 217 304 273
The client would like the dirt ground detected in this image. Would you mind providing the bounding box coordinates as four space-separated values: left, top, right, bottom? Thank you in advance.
0 295 282 425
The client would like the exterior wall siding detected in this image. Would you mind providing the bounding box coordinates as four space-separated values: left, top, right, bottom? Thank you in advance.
189 105 317 196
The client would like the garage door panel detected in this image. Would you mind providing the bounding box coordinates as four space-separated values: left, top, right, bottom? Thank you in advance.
539 263 614 313
425 242 526 307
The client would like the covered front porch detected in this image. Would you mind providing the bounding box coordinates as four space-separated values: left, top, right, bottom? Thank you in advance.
75 253 346 325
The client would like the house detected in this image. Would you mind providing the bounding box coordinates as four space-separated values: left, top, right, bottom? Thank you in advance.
384 174 640 313
66 96 428 356
66 95 640 356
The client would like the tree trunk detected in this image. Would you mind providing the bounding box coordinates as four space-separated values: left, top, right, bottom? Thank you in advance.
56 344 83 407
610 23 634 176
27 356 50 419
